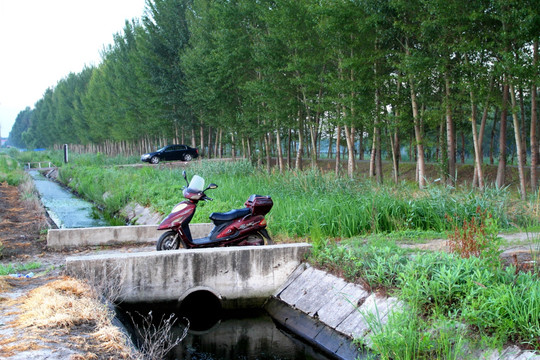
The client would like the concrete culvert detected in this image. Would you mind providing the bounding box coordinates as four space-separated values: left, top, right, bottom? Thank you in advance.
179 289 222 332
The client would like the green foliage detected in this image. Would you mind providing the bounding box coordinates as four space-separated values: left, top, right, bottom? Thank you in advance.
463 271 540 347
0 154 26 186
311 239 540 353
0 262 42 276
364 308 467 360
55 158 532 238
7 0 539 199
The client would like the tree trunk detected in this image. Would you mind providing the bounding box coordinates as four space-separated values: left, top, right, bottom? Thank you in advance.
390 128 400 185
410 80 426 188
439 121 447 182
358 125 364 160
519 87 528 165
191 128 196 148
335 125 341 175
231 133 236 160
470 90 484 190
490 108 499 165
369 130 376 177
199 125 204 157
327 126 334 159
344 125 355 178
473 79 492 187
207 126 212 158
531 39 539 192
509 82 527 200
461 132 465 164
295 111 304 171
373 87 383 183
287 128 292 169
390 82 401 185
445 74 456 186
276 129 284 173
264 132 271 173
496 80 509 188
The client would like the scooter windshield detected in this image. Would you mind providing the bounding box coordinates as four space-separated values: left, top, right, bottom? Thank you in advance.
188 175 205 192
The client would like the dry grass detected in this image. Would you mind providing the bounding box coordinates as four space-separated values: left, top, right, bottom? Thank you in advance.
7 276 134 359
16 277 104 329
18 177 48 230
0 336 48 357
0 277 11 292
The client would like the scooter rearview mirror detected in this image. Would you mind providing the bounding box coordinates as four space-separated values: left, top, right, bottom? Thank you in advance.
182 170 189 186
207 183 218 190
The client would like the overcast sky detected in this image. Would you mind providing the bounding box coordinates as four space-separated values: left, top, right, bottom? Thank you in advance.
0 0 147 138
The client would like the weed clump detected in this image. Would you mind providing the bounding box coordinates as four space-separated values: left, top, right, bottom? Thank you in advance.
446 208 502 268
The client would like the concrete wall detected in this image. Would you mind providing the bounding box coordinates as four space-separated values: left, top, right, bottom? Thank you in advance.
47 224 213 249
65 243 311 308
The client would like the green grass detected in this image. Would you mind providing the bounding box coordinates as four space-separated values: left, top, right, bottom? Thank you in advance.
0 154 26 186
312 238 540 356
50 158 536 239
0 262 42 276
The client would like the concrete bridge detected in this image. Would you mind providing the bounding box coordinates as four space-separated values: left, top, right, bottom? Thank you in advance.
65 242 311 309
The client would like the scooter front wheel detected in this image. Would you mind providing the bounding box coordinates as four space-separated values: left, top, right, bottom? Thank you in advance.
156 230 183 251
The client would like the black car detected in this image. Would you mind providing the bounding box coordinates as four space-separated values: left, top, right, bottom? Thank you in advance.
141 145 199 164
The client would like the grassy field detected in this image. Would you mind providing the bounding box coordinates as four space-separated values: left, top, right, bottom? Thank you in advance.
7 150 540 359
56 155 539 237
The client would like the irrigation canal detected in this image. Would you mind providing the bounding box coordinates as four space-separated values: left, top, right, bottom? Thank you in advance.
29 170 107 228
31 171 336 360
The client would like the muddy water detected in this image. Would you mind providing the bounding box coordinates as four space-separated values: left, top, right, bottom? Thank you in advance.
29 171 107 228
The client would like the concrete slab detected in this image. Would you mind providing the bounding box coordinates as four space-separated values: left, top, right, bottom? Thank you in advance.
499 346 524 359
317 282 369 328
514 351 540 360
66 243 311 307
277 266 316 305
265 297 364 360
47 223 213 249
335 294 392 339
273 263 310 296
485 346 523 360
294 271 348 316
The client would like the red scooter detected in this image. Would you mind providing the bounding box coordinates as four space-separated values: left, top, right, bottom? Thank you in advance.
156 171 273 250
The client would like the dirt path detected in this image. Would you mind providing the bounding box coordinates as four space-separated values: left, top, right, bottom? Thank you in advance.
0 182 133 359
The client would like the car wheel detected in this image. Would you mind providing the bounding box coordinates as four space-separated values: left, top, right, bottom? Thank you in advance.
183 154 193 161
150 156 160 164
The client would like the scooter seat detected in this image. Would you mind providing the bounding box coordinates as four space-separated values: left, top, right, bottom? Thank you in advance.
210 208 251 222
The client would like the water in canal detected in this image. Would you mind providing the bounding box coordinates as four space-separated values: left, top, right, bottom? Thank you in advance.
170 310 332 360
29 170 107 228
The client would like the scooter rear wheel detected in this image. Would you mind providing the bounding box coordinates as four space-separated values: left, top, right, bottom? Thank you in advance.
245 232 274 246
157 230 183 251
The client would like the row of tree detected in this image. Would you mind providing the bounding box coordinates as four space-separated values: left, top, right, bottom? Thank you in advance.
8 0 540 196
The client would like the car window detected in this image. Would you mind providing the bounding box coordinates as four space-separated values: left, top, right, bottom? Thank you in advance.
179 145 187 150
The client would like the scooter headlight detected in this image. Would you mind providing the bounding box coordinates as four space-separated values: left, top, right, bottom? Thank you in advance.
172 203 188 213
